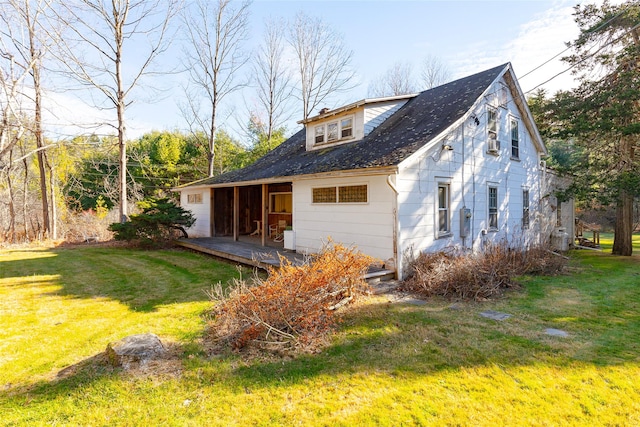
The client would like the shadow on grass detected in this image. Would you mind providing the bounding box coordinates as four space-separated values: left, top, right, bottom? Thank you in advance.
0 245 244 312
3 289 640 402
3 249 640 402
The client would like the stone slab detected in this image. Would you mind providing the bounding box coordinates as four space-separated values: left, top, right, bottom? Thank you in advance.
480 310 512 321
545 328 569 337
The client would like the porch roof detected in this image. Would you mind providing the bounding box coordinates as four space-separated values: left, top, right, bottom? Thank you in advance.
181 63 509 189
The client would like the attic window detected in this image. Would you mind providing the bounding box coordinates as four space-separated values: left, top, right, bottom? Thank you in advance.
341 118 353 138
314 125 325 144
313 115 355 145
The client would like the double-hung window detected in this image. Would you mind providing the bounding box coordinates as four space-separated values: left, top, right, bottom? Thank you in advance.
314 125 325 144
488 186 498 230
522 189 530 229
437 184 450 236
511 118 520 159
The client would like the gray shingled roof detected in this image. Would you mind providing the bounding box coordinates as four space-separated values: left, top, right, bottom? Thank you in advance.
188 63 508 186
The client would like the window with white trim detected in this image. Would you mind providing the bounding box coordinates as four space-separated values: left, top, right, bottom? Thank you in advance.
522 189 530 229
187 193 202 204
312 184 367 204
341 117 353 138
313 115 355 145
487 107 498 140
488 186 498 230
437 184 450 236
511 117 520 159
487 106 499 154
314 125 325 144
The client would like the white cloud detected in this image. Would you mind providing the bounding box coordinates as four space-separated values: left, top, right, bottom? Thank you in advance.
450 1 581 96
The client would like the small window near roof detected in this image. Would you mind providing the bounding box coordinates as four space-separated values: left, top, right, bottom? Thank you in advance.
187 193 202 204
315 125 325 144
313 187 337 203
327 122 338 142
339 185 367 203
341 117 353 138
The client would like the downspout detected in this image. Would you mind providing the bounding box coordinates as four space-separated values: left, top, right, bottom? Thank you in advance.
387 174 400 279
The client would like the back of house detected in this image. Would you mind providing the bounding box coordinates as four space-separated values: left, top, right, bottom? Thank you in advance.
176 63 573 278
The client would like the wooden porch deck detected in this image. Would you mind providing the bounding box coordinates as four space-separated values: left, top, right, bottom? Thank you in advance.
176 236 306 270
176 236 396 281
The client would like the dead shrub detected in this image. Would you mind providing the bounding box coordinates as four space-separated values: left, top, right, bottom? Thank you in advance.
208 241 374 353
402 243 568 300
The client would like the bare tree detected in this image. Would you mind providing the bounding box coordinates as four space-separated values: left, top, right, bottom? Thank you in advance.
53 0 180 222
367 61 416 97
252 17 293 144
420 54 451 89
182 0 251 178
1 0 55 236
287 12 356 120
0 19 30 164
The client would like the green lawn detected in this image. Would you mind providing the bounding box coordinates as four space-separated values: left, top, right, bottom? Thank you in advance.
1 239 639 426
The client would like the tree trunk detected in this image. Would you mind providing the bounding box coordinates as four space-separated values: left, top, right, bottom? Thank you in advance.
48 155 57 239
612 190 634 256
27 3 50 237
7 151 16 243
612 136 634 256
115 10 127 223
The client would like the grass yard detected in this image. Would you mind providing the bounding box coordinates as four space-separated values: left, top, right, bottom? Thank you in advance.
1 237 639 426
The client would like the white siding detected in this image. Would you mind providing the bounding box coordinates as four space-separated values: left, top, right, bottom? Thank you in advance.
180 189 210 237
293 175 395 262
396 77 546 275
363 100 409 136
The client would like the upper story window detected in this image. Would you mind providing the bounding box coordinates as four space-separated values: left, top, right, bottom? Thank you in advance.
488 107 497 138
314 125 325 144
341 117 353 138
487 106 499 154
313 115 355 146
510 118 520 159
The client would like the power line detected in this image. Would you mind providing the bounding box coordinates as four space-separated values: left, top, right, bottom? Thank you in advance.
520 2 635 87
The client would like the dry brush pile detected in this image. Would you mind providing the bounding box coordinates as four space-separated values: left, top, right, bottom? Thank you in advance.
208 242 374 353
402 243 568 300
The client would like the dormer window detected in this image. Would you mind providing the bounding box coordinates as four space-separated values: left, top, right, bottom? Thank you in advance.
341 117 353 138
313 115 355 146
314 125 325 144
327 122 338 142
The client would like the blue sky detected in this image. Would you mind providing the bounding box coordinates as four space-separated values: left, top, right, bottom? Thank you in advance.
46 0 590 141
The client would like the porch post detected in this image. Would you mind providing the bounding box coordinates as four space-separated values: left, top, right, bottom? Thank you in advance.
261 184 268 246
233 186 239 241
210 188 215 237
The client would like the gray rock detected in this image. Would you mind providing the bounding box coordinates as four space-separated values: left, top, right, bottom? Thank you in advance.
106 333 165 369
545 328 569 337
480 310 512 321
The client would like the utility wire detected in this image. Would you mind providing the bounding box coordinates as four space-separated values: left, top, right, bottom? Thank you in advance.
520 3 634 82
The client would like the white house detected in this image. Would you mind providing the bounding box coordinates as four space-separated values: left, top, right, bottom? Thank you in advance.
175 63 573 278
